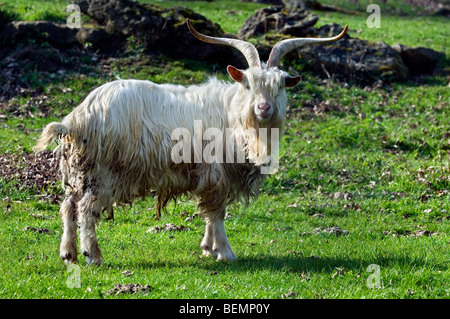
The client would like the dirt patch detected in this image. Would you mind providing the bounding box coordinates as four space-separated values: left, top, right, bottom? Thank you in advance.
0 93 58 118
384 229 439 237
0 150 61 194
312 226 350 236
0 44 100 103
22 225 53 234
146 223 190 233
329 192 353 200
281 291 296 298
302 99 349 115
105 283 154 295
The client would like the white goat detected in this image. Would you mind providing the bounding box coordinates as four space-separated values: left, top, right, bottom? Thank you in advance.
34 19 347 265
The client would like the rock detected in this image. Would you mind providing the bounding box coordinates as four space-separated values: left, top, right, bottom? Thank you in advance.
73 0 238 64
283 0 321 10
238 7 411 84
76 26 125 55
0 21 121 55
433 4 450 17
392 44 445 75
295 23 409 84
283 0 343 12
0 21 79 48
238 6 319 39
0 7 17 31
238 6 413 84
404 0 450 17
8 45 67 72
283 14 319 37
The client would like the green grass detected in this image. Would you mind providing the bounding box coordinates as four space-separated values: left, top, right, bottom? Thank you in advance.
0 0 449 299
1 0 70 22
143 0 267 34
316 12 449 53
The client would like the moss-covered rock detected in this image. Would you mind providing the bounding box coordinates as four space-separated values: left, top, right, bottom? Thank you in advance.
238 6 319 39
295 23 409 84
392 44 445 75
74 0 239 64
238 7 410 85
0 21 79 48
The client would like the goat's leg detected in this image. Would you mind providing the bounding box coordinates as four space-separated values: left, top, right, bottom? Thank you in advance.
78 190 103 265
203 208 236 261
60 194 79 264
211 210 236 261
201 220 217 258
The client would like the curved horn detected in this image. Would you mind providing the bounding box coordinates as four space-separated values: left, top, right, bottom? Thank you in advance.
186 18 261 68
267 25 348 68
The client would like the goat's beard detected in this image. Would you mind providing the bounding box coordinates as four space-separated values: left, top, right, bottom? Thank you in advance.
236 107 284 167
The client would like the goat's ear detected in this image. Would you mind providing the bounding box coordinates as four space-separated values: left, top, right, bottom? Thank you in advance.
227 65 244 83
285 75 302 88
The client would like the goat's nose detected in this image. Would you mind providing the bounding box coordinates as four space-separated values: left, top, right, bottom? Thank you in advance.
258 102 271 112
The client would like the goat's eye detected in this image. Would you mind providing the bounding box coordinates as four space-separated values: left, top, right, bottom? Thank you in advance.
244 83 250 90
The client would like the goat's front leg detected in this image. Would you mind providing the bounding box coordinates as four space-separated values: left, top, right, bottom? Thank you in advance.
202 208 236 261
201 220 217 258
78 191 103 265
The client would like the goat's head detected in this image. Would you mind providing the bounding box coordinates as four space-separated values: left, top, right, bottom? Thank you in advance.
186 19 348 126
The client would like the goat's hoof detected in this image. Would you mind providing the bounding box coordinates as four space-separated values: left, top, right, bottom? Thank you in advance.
201 244 218 258
61 251 78 265
203 250 217 257
217 250 237 262
82 250 103 265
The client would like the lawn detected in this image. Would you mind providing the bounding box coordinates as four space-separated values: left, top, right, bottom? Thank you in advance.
0 0 448 300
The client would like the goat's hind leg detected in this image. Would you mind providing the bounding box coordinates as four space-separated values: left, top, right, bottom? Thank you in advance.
78 189 104 265
60 194 79 264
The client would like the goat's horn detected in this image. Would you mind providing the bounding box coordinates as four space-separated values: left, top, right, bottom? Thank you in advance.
186 18 261 68
267 25 348 68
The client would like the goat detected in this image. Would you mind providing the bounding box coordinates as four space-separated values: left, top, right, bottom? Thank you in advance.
34 19 347 265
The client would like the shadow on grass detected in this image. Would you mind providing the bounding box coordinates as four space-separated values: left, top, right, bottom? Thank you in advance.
107 252 447 275
204 254 447 274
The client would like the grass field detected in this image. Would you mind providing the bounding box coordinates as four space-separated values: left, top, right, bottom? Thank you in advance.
0 0 448 299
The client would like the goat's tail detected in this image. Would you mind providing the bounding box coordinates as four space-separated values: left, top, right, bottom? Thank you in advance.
34 121 71 152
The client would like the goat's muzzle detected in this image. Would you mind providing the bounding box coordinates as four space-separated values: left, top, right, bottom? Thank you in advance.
256 102 273 121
